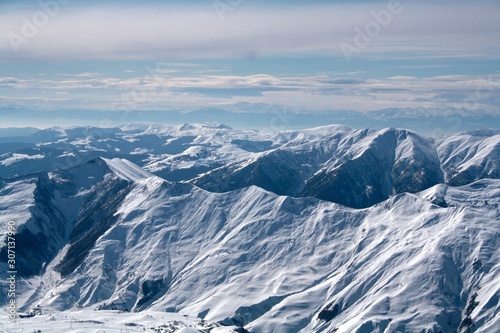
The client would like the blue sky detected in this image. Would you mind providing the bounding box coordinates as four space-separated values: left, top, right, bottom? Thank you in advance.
0 0 499 126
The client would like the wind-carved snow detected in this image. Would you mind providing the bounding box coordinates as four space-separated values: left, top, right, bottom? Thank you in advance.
102 157 154 181
0 124 498 333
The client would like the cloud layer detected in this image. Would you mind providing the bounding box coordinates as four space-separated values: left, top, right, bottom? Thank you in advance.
0 1 499 60
2 72 499 112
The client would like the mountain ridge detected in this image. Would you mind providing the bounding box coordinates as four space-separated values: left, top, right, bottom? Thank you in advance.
0 125 498 332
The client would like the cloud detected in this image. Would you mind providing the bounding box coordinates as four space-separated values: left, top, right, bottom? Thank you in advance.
0 1 498 60
1 73 499 112
72 72 100 77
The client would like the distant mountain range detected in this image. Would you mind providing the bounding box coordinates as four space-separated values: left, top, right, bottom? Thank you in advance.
0 124 498 332
2 106 498 135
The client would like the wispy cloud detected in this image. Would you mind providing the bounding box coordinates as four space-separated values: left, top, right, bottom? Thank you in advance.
0 2 498 60
1 73 498 112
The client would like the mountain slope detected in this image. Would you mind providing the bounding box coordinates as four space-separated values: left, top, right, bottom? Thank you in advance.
193 127 445 208
438 130 500 186
0 125 498 332
0 158 152 278
1 157 498 332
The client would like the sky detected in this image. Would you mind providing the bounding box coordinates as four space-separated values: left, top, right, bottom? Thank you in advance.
0 0 499 128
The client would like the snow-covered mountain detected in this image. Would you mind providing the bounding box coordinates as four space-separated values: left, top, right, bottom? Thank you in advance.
1 124 497 208
437 130 499 186
0 124 499 332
